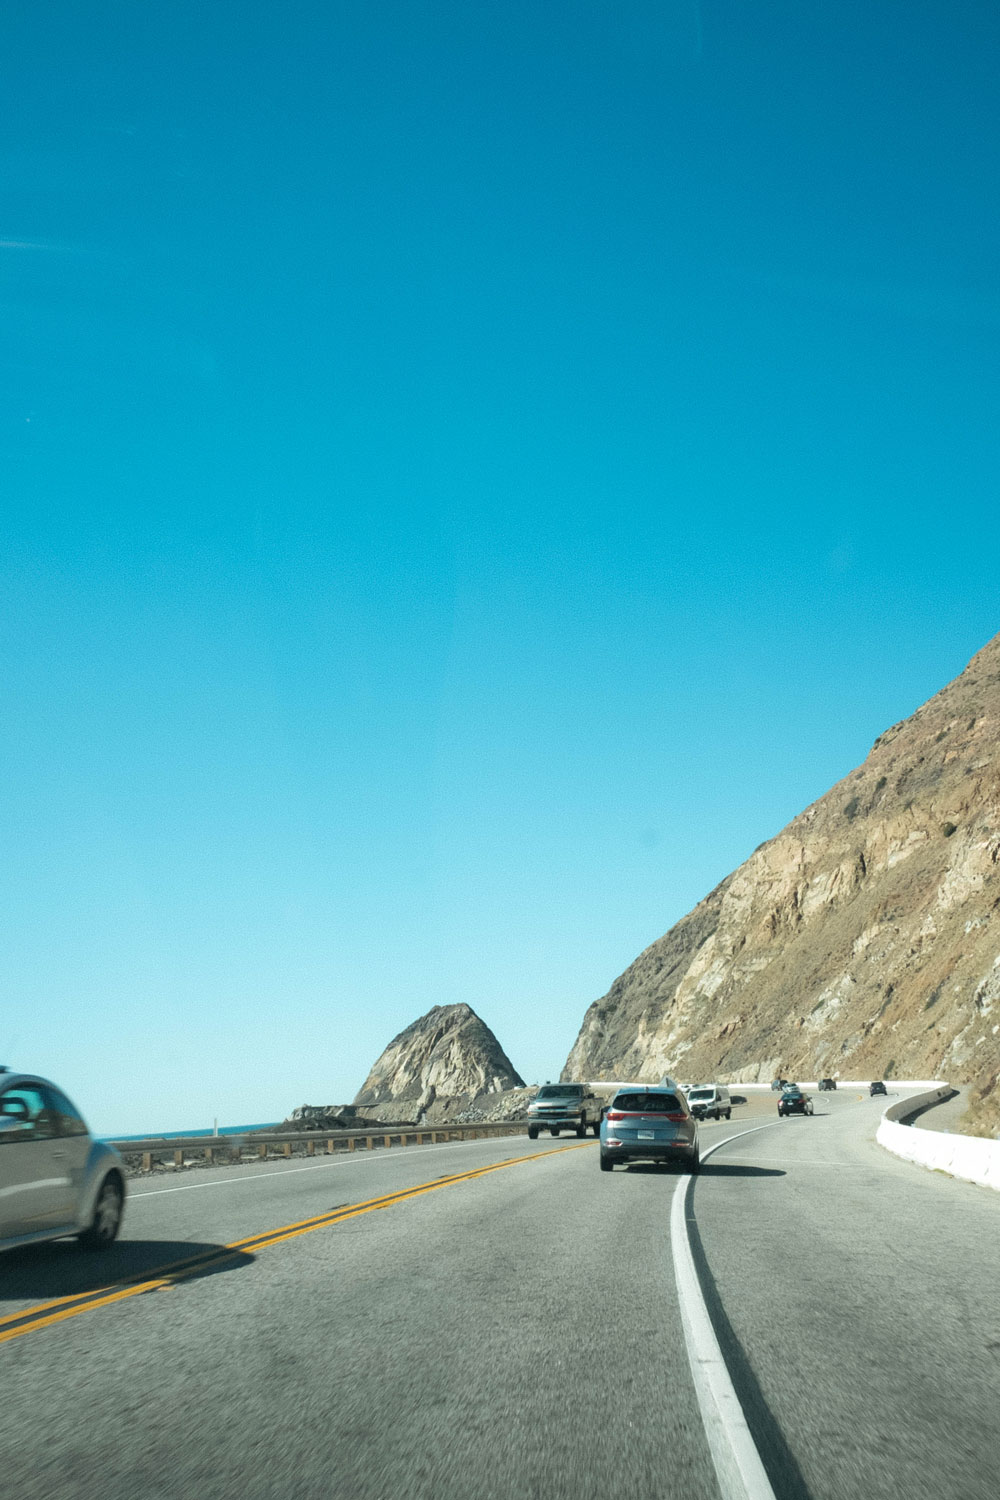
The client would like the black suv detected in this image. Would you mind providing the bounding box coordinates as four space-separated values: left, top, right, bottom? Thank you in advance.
869 1080 888 1097
817 1078 837 1091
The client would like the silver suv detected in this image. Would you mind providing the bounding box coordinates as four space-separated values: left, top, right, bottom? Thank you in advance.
599 1085 699 1172
0 1070 126 1253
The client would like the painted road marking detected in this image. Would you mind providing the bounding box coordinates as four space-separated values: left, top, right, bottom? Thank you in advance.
670 1123 781 1500
0 1142 593 1347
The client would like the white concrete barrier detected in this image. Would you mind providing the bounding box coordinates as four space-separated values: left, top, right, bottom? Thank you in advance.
876 1083 1000 1192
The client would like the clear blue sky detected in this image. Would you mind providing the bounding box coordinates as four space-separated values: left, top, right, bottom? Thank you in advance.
3 2 998 1133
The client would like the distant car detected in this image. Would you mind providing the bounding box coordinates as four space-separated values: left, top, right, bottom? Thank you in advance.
818 1078 837 1091
686 1084 732 1121
870 1080 888 1097
770 1078 789 1091
599 1086 699 1172
0 1070 126 1254
777 1087 813 1118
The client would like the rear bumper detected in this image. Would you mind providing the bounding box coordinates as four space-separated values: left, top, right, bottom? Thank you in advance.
602 1140 697 1161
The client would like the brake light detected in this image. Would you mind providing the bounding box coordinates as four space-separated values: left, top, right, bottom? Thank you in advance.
606 1110 624 1122
666 1112 687 1122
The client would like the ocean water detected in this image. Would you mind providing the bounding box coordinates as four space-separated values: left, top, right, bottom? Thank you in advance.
105 1121 279 1142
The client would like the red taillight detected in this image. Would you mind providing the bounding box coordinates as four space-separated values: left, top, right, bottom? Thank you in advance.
606 1110 624 1122
666 1112 687 1122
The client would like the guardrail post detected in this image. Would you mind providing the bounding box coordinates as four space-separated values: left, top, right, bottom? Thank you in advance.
366 1136 374 1150
283 1142 292 1158
348 1137 356 1152
307 1140 315 1156
384 1134 392 1148
204 1146 213 1163
142 1152 152 1172
174 1149 183 1168
258 1144 268 1160
326 1138 334 1154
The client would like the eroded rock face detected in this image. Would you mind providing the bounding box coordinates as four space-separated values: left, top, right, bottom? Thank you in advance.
563 634 1000 1136
354 1003 525 1119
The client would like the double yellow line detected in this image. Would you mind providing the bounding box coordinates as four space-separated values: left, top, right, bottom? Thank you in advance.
0 1140 592 1347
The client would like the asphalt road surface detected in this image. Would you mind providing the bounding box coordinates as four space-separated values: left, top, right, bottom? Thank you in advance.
2 1090 998 1500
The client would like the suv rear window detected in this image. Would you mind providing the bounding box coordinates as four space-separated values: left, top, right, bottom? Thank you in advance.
613 1093 682 1113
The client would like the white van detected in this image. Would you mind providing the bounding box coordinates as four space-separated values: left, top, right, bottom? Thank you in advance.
685 1084 731 1121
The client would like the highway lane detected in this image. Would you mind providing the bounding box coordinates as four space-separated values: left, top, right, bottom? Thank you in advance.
2 1092 997 1499
694 1092 1000 1500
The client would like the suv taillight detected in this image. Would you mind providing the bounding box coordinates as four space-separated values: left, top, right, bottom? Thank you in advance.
606 1110 624 1122
666 1112 687 1122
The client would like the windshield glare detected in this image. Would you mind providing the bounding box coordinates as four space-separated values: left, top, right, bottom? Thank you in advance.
536 1086 579 1099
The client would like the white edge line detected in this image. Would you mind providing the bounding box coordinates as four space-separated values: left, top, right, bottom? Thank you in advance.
670 1123 781 1500
128 1135 534 1199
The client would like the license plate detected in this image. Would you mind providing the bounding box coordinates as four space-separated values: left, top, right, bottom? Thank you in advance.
637 1130 655 1140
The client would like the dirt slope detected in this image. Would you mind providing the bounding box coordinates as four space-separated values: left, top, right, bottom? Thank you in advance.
563 634 1000 1136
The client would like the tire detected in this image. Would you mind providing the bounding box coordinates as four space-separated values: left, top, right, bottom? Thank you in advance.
725 1110 732 1120
599 1153 613 1172
527 1126 538 1140
686 1153 700 1174
592 1120 601 1137
77 1173 124 1250
550 1128 560 1137
576 1121 586 1138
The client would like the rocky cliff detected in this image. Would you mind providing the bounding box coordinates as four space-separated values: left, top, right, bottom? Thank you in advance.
354 1003 525 1120
563 634 1000 1136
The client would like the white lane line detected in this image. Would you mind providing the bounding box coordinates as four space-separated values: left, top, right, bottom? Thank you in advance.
670 1123 781 1500
127 1137 540 1199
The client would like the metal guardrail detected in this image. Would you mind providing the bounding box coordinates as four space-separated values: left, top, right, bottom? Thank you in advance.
110 1119 530 1171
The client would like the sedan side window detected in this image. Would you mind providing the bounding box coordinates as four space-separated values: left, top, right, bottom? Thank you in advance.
0 1087 60 1142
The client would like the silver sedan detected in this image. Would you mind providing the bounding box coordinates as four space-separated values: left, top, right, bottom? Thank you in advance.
0 1069 126 1253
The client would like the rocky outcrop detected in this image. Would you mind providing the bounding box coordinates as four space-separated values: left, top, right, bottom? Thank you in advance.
276 1105 400 1132
354 1003 525 1121
563 634 1000 1137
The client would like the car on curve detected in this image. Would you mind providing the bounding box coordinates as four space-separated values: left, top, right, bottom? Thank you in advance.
777 1087 813 1118
869 1080 888 1097
686 1084 731 1120
0 1069 126 1254
817 1078 837 1090
599 1085 699 1172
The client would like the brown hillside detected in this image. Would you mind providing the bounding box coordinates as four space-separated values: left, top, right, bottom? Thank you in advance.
562 634 1000 1137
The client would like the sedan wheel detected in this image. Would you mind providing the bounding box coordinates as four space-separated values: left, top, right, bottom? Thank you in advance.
78 1175 124 1249
599 1153 613 1172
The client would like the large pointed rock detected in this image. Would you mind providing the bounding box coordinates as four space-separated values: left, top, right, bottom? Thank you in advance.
355 1003 525 1117
563 634 1000 1135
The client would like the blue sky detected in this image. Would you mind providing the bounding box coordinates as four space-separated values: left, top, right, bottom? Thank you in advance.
3 2 998 1133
